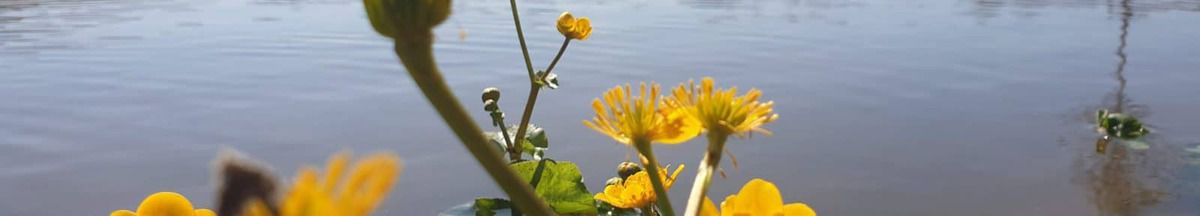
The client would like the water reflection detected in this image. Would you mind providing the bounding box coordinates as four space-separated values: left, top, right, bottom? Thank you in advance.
0 0 193 54
968 0 1200 20
1078 1 1174 214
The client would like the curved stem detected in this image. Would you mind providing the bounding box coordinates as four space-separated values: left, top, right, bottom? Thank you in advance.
635 141 676 216
511 38 572 161
506 0 536 79
544 38 571 74
683 133 728 216
393 40 555 216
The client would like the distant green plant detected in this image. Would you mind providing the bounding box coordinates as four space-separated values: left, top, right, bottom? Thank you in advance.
1096 109 1149 140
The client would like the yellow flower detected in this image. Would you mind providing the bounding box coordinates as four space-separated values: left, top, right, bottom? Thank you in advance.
595 164 686 209
241 152 402 216
699 179 816 216
584 83 702 145
556 11 592 40
111 192 216 216
668 77 778 138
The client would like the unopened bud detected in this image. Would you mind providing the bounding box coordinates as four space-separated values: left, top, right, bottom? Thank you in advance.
482 87 501 103
483 100 499 112
617 162 642 180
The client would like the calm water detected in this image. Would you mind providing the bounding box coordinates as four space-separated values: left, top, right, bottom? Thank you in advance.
3 0 1200 215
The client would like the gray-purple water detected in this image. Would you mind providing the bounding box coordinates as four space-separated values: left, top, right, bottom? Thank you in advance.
3 0 1200 215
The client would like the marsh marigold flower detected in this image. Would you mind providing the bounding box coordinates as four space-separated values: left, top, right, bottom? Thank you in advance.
699 179 816 216
584 83 701 145
668 77 778 138
556 12 592 40
241 152 402 216
594 164 685 209
111 192 216 216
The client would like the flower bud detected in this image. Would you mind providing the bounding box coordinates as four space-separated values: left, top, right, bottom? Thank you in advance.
616 162 642 179
482 87 501 103
364 0 452 42
556 11 592 40
483 99 499 112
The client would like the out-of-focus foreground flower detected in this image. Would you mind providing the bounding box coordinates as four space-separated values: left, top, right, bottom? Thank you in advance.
700 178 816 216
110 192 216 216
594 164 685 209
240 151 402 216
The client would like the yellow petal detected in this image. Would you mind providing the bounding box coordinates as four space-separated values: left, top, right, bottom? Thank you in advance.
321 151 351 193
730 179 785 215
783 203 817 216
700 197 720 216
238 200 273 216
652 108 701 144
194 209 217 216
574 17 592 40
556 12 575 36
720 195 737 216
136 192 197 216
110 210 136 216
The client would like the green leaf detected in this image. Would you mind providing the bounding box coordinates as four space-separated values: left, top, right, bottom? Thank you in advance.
525 126 549 148
486 124 551 159
511 160 597 214
474 198 512 216
1096 109 1149 140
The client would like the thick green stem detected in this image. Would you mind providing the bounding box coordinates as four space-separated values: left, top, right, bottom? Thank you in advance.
683 132 728 216
635 141 676 216
393 40 555 216
510 39 571 161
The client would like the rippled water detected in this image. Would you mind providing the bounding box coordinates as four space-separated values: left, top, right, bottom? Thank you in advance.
3 0 1200 215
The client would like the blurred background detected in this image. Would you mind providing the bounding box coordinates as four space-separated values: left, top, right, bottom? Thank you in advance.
2 0 1200 215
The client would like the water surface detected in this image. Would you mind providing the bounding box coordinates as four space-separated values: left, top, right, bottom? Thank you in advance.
3 0 1200 215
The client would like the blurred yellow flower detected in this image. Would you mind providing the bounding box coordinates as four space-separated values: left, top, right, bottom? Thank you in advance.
241 152 402 216
584 83 702 145
699 179 816 216
594 164 686 209
110 192 216 216
668 77 778 138
556 11 592 40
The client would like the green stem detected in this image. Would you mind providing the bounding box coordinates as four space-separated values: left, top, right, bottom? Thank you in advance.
544 38 571 74
510 39 571 161
683 132 728 216
506 0 536 79
635 141 676 216
492 113 516 151
393 40 555 216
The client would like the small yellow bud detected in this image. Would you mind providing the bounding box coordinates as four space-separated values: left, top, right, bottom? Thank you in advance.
556 11 592 40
